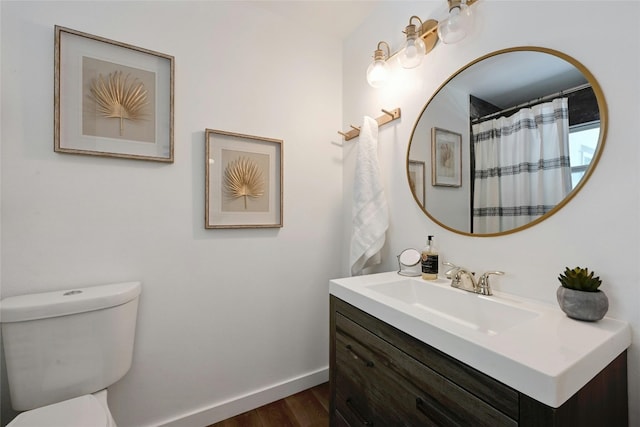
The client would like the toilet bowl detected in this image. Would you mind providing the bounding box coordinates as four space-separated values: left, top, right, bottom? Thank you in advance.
1 282 141 427
7 389 116 427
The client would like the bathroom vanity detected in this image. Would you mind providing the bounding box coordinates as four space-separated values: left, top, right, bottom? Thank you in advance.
329 272 631 426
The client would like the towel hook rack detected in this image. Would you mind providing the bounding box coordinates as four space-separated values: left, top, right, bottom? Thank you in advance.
338 108 401 141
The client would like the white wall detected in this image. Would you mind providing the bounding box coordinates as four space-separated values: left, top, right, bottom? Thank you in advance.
343 1 639 425
1 1 345 426
3 1 639 425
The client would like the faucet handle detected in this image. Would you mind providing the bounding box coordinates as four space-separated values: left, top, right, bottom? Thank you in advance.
478 271 504 295
443 262 461 279
482 271 504 276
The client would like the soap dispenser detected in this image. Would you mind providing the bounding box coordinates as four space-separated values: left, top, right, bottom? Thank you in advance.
421 235 438 280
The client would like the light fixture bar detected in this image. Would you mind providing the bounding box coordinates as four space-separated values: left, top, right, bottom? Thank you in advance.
418 19 439 53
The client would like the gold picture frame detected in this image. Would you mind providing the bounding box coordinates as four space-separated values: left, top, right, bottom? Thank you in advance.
54 26 174 162
431 127 462 187
205 129 283 229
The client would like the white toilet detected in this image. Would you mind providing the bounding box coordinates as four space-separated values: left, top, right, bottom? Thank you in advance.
1 281 141 427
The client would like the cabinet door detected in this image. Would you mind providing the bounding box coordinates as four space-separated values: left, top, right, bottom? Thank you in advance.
332 296 519 420
336 312 517 427
335 325 405 425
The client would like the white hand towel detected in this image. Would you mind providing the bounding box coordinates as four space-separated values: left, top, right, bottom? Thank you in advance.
350 116 389 276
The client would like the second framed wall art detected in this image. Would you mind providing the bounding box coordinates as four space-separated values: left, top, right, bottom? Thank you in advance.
205 129 283 229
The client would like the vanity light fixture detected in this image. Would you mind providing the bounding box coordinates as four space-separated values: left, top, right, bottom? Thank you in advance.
365 0 476 88
366 41 391 88
398 16 427 69
437 0 475 44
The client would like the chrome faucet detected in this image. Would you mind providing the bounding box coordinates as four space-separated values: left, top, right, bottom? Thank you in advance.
450 268 504 296
451 269 477 292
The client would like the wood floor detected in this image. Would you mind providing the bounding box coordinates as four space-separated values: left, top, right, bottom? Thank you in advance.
208 382 329 427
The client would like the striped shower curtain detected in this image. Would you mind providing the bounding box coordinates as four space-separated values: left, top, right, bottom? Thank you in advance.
472 98 572 233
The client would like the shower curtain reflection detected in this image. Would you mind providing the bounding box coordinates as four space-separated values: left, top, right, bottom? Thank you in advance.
472 98 572 234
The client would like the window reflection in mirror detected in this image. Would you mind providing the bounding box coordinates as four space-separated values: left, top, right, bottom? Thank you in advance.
569 122 599 189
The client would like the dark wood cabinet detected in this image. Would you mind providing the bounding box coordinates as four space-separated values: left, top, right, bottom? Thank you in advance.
330 295 628 426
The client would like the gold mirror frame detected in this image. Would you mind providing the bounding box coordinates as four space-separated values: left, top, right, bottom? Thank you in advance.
407 46 608 237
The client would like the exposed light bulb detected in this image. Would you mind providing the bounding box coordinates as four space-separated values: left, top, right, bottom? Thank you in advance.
367 59 390 88
399 18 426 69
366 41 391 88
438 0 473 44
399 36 426 69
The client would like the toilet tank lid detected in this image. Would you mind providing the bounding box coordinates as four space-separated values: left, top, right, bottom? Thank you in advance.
1 281 141 323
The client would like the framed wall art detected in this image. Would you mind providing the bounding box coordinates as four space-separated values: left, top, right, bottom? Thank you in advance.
205 129 283 229
408 160 425 206
431 127 462 187
54 25 174 162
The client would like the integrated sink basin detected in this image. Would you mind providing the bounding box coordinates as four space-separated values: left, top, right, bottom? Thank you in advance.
367 279 539 335
330 271 631 408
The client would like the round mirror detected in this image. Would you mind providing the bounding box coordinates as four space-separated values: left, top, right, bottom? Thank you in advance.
407 46 607 236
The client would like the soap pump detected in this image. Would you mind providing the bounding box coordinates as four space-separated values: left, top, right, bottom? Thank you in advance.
421 235 439 280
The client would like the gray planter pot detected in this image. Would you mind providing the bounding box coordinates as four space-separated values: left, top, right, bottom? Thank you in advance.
556 286 608 322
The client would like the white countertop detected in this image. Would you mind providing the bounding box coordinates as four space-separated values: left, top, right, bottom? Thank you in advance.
330 271 631 408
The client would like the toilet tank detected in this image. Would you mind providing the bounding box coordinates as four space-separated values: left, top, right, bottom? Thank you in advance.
0 281 141 411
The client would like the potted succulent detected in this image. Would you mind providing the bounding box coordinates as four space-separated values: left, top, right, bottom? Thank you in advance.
556 267 609 321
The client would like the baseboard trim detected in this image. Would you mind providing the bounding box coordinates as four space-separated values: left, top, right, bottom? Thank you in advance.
157 367 329 427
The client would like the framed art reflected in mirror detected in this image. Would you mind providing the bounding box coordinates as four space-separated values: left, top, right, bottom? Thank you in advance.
431 127 462 187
